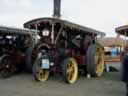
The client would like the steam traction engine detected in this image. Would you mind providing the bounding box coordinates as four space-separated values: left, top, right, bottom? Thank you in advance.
24 18 105 84
0 26 36 78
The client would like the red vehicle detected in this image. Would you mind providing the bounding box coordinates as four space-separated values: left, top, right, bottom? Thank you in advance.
0 26 36 78
24 18 105 84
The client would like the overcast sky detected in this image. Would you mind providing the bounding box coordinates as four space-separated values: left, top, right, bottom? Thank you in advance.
0 0 128 37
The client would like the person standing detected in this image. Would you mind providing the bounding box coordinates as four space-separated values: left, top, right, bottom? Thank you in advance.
122 54 128 96
110 46 117 57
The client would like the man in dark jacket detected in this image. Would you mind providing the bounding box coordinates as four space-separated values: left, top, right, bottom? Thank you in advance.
122 54 128 96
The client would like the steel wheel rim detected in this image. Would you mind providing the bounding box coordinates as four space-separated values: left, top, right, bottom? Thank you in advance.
37 67 48 81
33 58 49 82
36 66 49 82
95 46 104 77
0 56 14 78
66 58 78 84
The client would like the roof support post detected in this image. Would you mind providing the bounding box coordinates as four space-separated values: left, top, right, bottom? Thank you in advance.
28 29 34 43
55 24 64 44
35 24 39 43
51 23 55 44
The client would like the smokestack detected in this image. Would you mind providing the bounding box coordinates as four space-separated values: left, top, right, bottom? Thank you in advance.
53 0 61 18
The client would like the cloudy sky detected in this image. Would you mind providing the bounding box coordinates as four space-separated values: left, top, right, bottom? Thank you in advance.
0 0 128 37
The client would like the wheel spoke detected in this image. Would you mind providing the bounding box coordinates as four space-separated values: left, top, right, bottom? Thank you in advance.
67 67 73 74
95 55 99 65
67 64 70 69
69 61 72 67
37 67 43 79
67 72 72 80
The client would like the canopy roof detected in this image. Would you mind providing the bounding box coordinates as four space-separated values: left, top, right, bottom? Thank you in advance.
24 17 105 36
98 37 124 47
116 25 128 36
0 25 36 36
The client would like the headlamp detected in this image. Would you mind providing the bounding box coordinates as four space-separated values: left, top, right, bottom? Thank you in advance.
42 29 49 36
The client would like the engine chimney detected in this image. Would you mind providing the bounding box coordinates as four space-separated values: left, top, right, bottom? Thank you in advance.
53 0 61 18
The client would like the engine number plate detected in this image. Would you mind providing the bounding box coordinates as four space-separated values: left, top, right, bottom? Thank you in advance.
41 59 50 69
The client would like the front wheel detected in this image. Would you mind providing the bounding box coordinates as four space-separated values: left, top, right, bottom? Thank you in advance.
32 52 50 82
32 63 49 82
62 57 78 84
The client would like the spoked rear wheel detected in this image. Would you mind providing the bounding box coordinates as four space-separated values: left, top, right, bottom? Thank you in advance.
62 57 78 84
0 55 16 78
87 44 105 77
